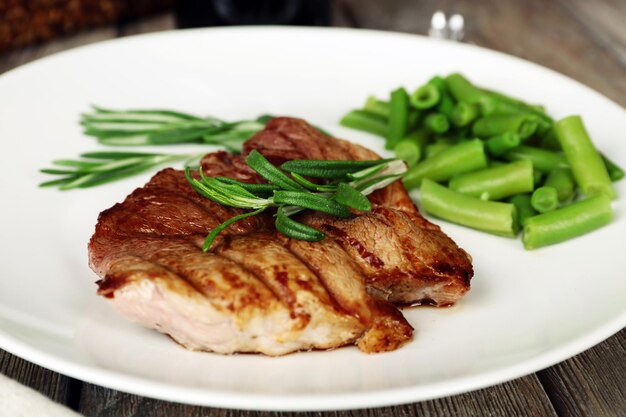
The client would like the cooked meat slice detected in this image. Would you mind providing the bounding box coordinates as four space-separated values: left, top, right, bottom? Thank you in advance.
243 117 473 305
216 233 375 349
99 252 348 355
201 150 259 181
90 169 413 355
89 116 472 355
301 207 472 306
286 237 413 352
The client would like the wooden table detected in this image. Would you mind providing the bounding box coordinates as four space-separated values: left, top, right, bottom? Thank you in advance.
1 1 624 415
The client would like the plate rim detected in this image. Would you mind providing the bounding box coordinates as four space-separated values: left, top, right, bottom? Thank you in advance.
0 316 623 411
1 25 625 411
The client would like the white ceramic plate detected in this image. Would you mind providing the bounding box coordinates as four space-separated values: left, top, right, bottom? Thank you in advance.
0 27 624 411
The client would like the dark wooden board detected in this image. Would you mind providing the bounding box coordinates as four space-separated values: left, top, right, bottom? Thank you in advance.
0 349 76 406
76 374 557 417
538 329 626 417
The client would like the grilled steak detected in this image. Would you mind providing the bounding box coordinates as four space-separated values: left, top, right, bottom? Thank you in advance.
89 117 473 355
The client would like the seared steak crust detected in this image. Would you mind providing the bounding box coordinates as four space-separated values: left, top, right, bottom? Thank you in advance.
89 117 473 355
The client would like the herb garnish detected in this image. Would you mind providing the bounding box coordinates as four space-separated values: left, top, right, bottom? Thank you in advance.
81 106 266 151
40 151 205 190
40 107 273 189
186 150 407 250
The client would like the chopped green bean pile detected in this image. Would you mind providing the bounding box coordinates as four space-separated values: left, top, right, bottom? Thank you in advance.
340 73 622 249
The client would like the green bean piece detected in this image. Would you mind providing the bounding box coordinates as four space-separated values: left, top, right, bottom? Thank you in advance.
406 109 421 132
481 89 553 121
529 104 547 114
531 186 559 213
451 102 480 127
403 128 431 149
434 135 454 145
472 115 538 139
479 96 522 117
533 170 544 187
522 195 612 249
424 112 450 134
427 75 446 92
387 87 410 149
455 127 474 142
340 110 388 138
479 96 552 138
364 96 390 119
534 118 553 137
601 153 625 182
437 93 455 118
538 128 561 150
509 194 537 226
403 139 488 189
544 168 576 203
410 84 441 110
448 160 534 201
420 179 519 236
502 146 569 172
485 132 521 156
425 143 452 159
394 140 421 166
444 73 484 104
554 115 616 199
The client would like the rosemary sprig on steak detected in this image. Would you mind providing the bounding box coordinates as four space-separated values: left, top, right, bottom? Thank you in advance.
186 150 407 250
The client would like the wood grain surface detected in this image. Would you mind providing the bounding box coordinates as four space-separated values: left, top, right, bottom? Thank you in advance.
1 1 625 416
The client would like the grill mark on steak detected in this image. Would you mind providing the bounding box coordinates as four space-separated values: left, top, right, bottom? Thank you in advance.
319 224 385 269
284 238 369 323
284 236 413 352
373 206 473 284
216 233 349 328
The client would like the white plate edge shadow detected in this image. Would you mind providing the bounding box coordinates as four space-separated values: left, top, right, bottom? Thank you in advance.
0 26 625 411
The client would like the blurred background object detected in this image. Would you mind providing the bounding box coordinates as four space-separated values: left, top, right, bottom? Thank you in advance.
0 0 174 53
0 0 329 53
175 0 329 28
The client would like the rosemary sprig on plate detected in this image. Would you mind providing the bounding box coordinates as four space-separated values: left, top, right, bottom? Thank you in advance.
81 106 267 152
40 107 278 189
41 107 339 189
40 151 206 190
186 150 407 250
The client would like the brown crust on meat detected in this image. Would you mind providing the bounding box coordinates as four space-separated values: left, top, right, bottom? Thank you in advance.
89 117 473 355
